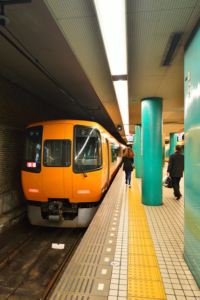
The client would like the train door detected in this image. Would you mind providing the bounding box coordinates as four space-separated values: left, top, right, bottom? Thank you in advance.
42 124 73 199
106 139 109 187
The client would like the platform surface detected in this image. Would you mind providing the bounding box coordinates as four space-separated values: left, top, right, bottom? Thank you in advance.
50 166 200 300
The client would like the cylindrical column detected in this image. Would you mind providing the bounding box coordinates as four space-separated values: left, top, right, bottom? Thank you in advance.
169 133 177 155
133 134 136 154
164 142 166 162
142 97 163 206
162 135 165 166
135 125 141 178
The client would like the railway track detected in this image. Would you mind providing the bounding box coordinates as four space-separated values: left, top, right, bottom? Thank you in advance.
0 227 42 270
0 225 86 300
41 230 85 300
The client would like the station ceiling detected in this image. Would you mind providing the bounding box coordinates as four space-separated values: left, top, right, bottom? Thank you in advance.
0 0 200 142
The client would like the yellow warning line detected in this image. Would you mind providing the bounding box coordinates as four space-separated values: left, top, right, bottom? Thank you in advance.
128 171 166 299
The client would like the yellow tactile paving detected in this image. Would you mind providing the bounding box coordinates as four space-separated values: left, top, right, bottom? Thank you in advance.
129 231 152 239
129 253 158 267
128 171 166 300
129 225 150 232
129 237 153 246
128 280 166 298
128 265 163 281
129 244 156 256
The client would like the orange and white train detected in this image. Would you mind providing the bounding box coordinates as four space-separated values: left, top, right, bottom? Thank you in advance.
21 120 126 227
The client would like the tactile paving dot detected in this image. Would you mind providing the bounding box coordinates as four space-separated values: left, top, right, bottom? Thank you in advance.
128 266 161 281
129 237 153 246
128 298 162 300
129 225 150 232
128 175 166 300
129 231 151 239
129 219 149 227
128 280 165 298
129 254 157 267
129 245 155 256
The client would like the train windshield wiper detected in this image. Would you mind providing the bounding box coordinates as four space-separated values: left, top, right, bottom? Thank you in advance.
80 160 87 177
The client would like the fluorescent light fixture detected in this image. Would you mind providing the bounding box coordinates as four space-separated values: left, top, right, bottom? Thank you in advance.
124 125 129 136
120 106 129 126
113 80 128 106
113 80 129 135
93 0 127 75
94 0 129 137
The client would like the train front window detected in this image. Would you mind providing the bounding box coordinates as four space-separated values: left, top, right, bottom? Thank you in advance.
22 126 43 173
74 126 102 173
43 140 71 167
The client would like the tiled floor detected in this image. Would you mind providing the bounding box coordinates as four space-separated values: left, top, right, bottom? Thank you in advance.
137 165 200 300
109 185 129 299
50 166 200 300
128 173 166 300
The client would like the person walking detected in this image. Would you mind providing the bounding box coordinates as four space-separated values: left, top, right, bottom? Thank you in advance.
166 145 184 200
121 147 135 188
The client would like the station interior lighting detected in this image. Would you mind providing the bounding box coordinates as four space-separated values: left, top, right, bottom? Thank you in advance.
93 0 129 138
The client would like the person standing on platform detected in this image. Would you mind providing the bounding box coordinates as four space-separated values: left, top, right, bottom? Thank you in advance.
166 145 184 200
121 146 135 188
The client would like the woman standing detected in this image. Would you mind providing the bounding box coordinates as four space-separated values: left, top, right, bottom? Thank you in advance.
122 147 135 187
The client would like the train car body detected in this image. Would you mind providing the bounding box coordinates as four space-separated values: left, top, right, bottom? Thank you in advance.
21 120 125 227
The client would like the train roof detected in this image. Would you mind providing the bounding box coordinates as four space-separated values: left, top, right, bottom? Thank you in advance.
27 120 126 147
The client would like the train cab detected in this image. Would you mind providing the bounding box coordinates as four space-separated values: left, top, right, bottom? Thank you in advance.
21 120 125 227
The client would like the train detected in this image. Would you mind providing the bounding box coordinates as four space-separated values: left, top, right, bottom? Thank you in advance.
21 120 126 227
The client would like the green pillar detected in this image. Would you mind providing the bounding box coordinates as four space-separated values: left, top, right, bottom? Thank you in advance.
163 142 166 162
142 97 163 206
135 125 141 178
169 133 177 155
133 134 136 154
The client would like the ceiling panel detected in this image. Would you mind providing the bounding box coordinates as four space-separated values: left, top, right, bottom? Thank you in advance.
45 0 123 129
127 0 198 12
46 0 95 18
0 0 200 142
0 0 123 139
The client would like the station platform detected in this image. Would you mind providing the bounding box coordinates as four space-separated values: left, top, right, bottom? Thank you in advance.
50 167 200 300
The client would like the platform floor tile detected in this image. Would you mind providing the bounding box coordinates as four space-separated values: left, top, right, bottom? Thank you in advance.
137 164 200 300
128 171 166 300
51 169 126 300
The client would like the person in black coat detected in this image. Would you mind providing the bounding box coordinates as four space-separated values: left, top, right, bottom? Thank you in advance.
166 145 184 200
121 147 135 188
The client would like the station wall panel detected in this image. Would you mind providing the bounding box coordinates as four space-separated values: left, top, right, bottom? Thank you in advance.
184 23 200 288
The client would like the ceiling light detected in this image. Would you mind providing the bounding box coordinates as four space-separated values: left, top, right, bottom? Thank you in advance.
113 80 129 135
113 80 128 107
93 0 127 75
93 0 129 138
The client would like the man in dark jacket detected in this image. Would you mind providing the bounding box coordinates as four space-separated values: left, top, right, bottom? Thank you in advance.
166 145 184 200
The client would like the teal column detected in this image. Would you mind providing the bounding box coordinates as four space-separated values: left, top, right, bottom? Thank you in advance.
133 134 136 154
142 97 163 206
164 142 166 161
184 22 200 288
135 125 141 178
169 133 177 155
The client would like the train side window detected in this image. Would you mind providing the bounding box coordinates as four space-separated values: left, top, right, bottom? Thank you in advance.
111 144 116 162
43 140 71 167
115 146 121 157
74 126 102 173
22 126 43 173
111 144 121 163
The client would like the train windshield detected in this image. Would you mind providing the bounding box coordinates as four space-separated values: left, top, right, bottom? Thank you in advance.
43 140 71 167
74 126 102 173
22 126 43 173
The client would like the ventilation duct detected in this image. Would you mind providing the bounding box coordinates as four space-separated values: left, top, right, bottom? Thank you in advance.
163 33 182 66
